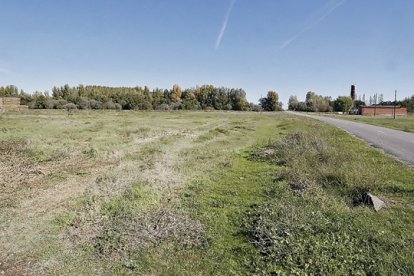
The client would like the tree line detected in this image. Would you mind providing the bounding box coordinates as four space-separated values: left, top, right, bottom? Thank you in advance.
288 92 353 112
288 91 414 113
0 84 284 112
7 83 411 113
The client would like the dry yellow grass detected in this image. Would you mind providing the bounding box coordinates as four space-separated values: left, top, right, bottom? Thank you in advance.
0 110 266 274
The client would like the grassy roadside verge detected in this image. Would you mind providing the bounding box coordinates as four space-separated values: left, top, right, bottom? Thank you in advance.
244 119 414 274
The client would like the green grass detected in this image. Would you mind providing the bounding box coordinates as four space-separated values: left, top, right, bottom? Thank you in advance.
244 121 414 274
0 110 413 275
322 113 414 132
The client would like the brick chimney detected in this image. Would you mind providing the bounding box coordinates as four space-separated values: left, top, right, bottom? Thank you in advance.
351 85 356 107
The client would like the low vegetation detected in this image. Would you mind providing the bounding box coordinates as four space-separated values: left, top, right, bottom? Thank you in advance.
1 110 413 275
245 125 414 274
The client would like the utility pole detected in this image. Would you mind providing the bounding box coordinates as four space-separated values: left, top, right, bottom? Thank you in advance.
374 93 377 117
393 90 397 119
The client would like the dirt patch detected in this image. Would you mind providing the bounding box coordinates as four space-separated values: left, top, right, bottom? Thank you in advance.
122 207 206 248
67 207 206 261
0 140 43 207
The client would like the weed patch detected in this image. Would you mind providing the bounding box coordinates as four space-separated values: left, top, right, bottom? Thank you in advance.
82 147 97 159
66 182 206 272
53 211 76 230
250 131 382 204
0 139 44 205
243 123 414 274
243 199 383 274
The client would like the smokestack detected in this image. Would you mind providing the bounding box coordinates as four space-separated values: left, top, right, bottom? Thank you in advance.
351 85 356 101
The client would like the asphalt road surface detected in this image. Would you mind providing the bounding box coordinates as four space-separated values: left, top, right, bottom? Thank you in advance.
291 112 414 166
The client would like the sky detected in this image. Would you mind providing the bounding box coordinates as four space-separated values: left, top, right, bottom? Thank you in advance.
1 0 414 105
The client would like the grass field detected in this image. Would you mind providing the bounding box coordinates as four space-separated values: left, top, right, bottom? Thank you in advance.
321 113 414 133
1 110 414 275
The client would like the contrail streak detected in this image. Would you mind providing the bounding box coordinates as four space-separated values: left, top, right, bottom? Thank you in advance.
215 0 236 50
278 0 347 50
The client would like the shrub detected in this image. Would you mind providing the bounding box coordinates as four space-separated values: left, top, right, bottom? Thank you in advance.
48 99 68 109
156 104 170 111
170 102 182 110
77 97 91 109
89 99 103 109
103 101 120 110
65 103 77 112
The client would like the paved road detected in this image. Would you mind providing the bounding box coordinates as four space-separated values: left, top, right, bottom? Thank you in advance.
290 112 414 166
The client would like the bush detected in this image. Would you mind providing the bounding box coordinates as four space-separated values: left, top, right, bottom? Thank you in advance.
170 102 182 110
48 99 68 109
65 103 77 112
135 101 153 110
103 101 122 110
77 97 91 109
249 103 262 112
156 104 170 111
89 99 103 109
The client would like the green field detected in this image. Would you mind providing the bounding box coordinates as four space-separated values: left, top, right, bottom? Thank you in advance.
1 110 413 275
322 113 414 133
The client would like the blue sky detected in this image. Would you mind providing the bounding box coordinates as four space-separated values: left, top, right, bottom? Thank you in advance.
1 0 414 105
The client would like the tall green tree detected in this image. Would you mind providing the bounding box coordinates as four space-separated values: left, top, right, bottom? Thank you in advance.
333 96 353 112
402 95 414 113
305 91 331 112
229 88 249 111
259 91 281 111
288 95 299 111
0 85 19 97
